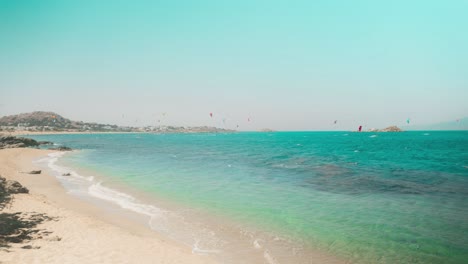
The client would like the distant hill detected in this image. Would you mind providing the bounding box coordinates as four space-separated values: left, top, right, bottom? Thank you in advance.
403 118 468 131
0 111 235 133
0 111 118 131
0 111 76 128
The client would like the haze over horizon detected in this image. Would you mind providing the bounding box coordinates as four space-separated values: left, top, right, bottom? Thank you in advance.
1 0 467 131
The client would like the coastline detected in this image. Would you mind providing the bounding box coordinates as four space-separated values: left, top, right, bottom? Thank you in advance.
8 131 138 136
0 148 216 264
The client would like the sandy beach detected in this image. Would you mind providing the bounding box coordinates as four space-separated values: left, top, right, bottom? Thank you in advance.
0 148 216 264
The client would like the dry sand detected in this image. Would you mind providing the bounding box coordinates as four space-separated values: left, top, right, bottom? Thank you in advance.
0 148 216 264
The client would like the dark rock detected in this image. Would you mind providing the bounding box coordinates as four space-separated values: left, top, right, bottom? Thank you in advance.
49 146 72 151
38 141 53 145
62 173 71 176
24 170 41 175
5 180 29 194
0 136 40 149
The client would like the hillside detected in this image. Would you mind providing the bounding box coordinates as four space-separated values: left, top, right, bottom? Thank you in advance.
0 111 76 128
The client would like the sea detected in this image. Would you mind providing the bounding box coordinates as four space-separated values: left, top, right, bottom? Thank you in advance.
28 131 468 264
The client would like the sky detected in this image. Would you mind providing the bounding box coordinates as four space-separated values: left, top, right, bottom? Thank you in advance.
1 0 467 131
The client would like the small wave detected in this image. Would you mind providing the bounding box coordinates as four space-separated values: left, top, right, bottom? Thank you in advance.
38 152 163 221
369 135 377 138
41 152 94 182
88 182 164 218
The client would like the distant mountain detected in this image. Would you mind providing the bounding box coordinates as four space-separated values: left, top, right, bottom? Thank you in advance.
403 118 468 131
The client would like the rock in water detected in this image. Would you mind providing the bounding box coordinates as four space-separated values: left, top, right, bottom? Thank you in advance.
50 146 72 151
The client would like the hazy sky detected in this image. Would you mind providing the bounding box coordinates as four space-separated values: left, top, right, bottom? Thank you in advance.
1 0 467 131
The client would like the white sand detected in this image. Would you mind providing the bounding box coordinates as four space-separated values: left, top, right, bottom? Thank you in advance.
0 148 216 264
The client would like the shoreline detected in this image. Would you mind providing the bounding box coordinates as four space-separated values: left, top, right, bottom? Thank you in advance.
9 133 352 264
0 148 216 264
46 147 348 264
47 149 342 264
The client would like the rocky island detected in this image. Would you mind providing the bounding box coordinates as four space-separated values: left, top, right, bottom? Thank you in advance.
367 126 403 132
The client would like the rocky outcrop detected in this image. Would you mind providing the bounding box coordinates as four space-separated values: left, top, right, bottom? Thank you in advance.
0 175 53 248
0 136 40 149
379 126 403 132
5 180 29 194
0 176 29 195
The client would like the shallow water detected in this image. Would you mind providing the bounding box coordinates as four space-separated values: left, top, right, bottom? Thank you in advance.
30 131 468 263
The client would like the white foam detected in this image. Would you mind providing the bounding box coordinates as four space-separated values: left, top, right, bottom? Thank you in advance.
191 240 221 254
253 239 263 249
263 250 278 264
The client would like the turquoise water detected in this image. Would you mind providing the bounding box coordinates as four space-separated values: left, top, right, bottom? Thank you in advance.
30 132 468 263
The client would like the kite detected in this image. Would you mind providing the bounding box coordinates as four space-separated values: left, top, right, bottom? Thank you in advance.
210 113 213 118
406 118 410 124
